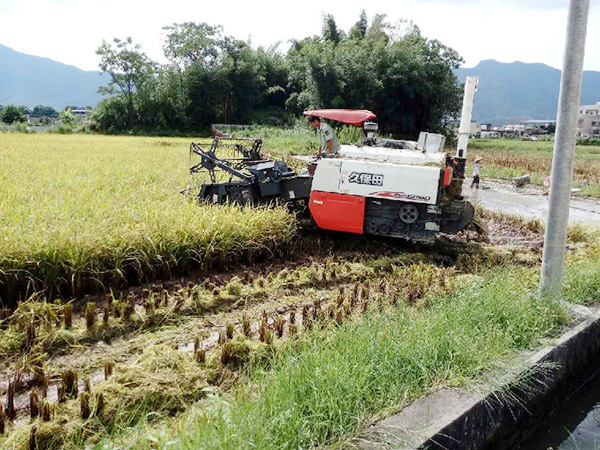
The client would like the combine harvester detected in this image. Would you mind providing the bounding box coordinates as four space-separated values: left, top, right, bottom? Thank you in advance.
186 78 480 242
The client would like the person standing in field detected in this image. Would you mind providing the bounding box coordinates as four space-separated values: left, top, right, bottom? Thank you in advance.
308 116 340 158
471 156 483 189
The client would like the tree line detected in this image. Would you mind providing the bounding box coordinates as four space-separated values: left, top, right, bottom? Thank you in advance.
0 105 92 125
94 12 464 137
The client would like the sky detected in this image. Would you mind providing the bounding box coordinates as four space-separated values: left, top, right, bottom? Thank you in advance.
0 0 599 72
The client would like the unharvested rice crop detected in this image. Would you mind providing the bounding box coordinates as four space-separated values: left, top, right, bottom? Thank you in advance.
0 134 295 302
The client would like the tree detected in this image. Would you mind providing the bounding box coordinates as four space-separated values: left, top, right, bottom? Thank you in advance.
59 108 76 126
1 105 26 124
162 22 223 68
159 22 287 127
374 33 463 134
349 10 368 40
365 14 390 44
91 97 128 132
31 105 59 118
322 14 343 44
92 14 462 136
286 13 462 136
286 37 341 111
161 22 227 126
257 45 288 109
96 37 157 128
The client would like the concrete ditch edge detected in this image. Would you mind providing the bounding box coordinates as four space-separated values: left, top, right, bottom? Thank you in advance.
352 304 600 450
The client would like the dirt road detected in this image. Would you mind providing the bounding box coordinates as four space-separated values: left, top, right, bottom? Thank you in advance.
465 180 600 226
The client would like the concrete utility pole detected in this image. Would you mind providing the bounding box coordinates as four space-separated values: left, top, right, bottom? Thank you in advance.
540 0 590 297
456 76 479 158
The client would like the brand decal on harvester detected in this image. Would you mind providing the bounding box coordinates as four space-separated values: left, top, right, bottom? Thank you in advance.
348 172 384 186
370 191 432 202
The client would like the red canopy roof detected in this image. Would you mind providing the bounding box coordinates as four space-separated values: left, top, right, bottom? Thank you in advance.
303 109 377 126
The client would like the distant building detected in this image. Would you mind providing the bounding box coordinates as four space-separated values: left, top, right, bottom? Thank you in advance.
70 109 91 117
577 102 600 138
478 123 501 138
503 124 528 134
521 119 556 129
480 129 502 138
444 118 480 136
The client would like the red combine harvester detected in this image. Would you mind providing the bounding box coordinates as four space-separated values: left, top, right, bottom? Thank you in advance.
186 109 474 242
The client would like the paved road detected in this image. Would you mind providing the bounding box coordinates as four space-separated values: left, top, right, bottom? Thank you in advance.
464 180 600 226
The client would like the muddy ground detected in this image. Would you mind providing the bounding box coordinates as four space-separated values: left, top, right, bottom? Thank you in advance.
465 179 600 226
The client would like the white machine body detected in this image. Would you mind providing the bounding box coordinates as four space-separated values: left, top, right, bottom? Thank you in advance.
312 157 441 205
306 132 468 240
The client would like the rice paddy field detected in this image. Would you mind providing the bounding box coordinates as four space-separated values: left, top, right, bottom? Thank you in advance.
0 134 297 302
469 138 600 197
1 131 600 450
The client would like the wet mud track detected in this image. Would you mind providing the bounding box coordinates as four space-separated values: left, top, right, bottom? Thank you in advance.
465 179 600 226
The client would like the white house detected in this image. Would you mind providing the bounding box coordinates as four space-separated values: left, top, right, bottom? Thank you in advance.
577 102 600 138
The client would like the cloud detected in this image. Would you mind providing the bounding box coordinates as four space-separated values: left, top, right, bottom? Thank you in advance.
0 0 598 72
415 0 567 8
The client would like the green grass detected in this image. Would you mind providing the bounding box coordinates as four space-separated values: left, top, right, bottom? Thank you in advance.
222 125 317 155
564 242 600 304
224 123 362 156
470 139 555 154
0 134 295 301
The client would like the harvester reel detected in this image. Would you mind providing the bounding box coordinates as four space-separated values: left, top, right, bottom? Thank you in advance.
399 204 419 224
186 137 311 207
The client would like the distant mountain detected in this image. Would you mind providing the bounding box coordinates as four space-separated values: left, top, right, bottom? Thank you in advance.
454 59 600 126
3 46 600 125
0 44 109 109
